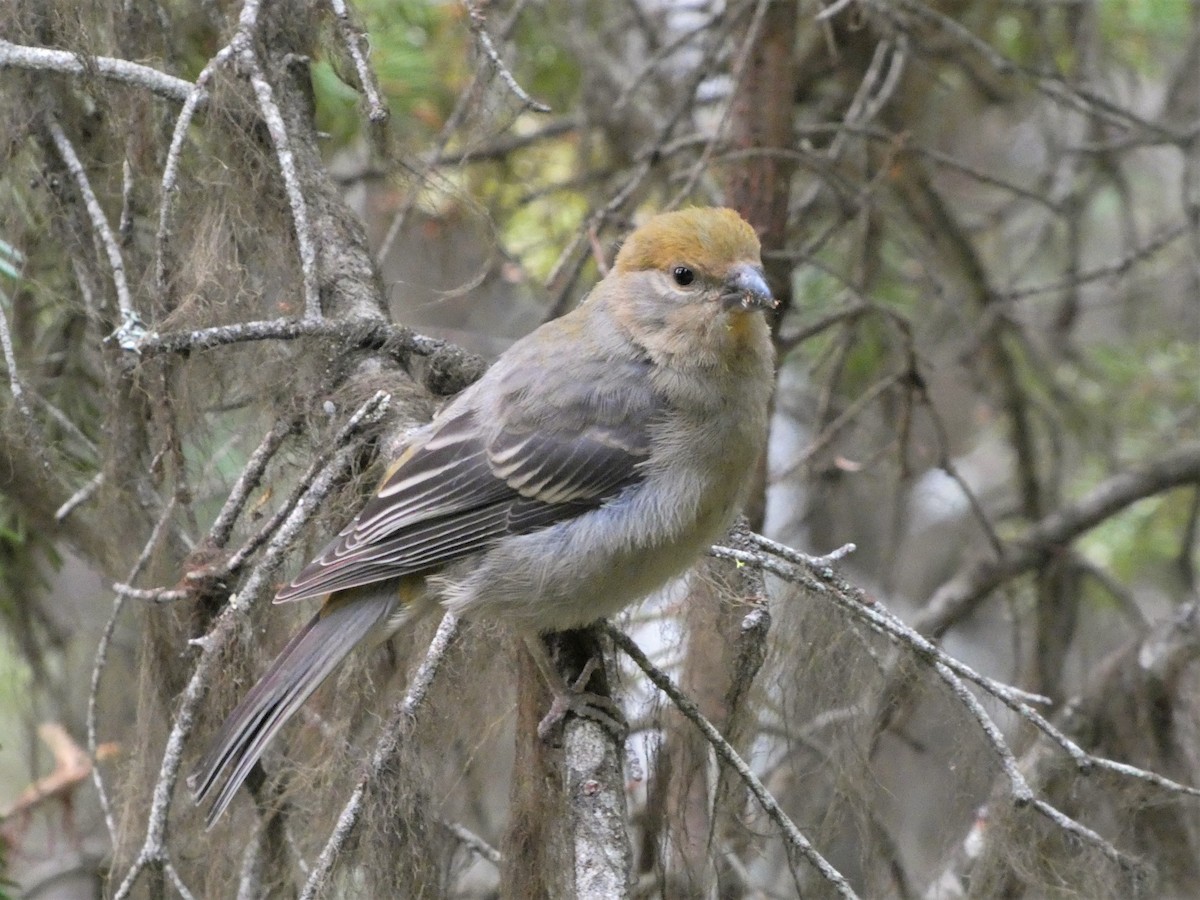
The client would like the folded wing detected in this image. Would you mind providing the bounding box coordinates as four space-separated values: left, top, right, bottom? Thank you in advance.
276 358 659 603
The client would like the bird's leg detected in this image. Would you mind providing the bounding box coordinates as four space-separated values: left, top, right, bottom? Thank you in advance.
522 635 627 741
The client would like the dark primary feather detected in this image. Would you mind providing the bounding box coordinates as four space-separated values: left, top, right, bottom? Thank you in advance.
190 590 396 826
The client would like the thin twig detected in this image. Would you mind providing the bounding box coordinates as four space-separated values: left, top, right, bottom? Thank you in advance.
31 389 99 461
124 398 382 603
914 379 1006 557
326 0 388 122
119 157 135 243
137 315 434 355
611 13 720 113
1001 221 1191 300
872 0 1182 143
461 0 550 113
0 289 36 426
444 820 502 865
208 415 298 548
669 0 773 205
217 407 378 576
430 118 577 166
235 28 323 320
112 583 189 602
55 472 105 522
164 861 199 900
543 8 739 306
607 625 859 900
43 113 136 323
918 442 1200 638
816 0 859 22
299 613 461 900
782 370 907 476
156 45 235 294
931 661 1033 805
109 393 390 900
0 38 195 103
716 532 1200 864
90 498 180 844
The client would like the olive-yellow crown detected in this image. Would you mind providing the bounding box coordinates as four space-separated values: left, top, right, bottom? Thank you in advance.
613 207 761 278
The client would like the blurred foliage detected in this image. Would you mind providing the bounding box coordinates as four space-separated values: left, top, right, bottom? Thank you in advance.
491 137 592 281
505 7 581 110
1079 340 1200 441
0 501 56 627
313 0 466 144
310 0 581 153
1070 336 1200 581
1099 0 1195 70
307 0 588 278
992 0 1193 73
0 850 14 900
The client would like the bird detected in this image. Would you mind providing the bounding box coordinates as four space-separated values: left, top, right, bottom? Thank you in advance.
190 206 777 825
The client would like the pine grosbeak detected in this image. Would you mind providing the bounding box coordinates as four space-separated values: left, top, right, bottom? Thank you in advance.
192 206 776 824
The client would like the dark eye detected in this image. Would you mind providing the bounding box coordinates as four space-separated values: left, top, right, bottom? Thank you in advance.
672 266 695 286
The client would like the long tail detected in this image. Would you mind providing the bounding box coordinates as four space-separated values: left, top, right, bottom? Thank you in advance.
190 587 399 827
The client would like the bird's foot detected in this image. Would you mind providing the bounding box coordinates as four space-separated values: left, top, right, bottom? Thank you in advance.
533 655 628 741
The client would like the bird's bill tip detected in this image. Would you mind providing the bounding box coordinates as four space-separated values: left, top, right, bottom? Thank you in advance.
721 263 775 312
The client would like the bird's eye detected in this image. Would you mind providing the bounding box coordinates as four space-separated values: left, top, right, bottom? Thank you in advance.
672 266 695 286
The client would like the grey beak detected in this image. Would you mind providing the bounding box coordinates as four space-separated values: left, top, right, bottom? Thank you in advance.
721 264 776 311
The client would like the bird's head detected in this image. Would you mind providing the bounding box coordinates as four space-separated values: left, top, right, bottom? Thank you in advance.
605 207 776 365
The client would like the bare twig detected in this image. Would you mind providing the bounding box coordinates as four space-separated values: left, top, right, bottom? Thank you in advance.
109 393 390 900
871 0 1182 143
782 369 907 476
299 612 461 900
0 289 36 427
43 113 136 323
111 583 189 603
134 316 486 398
326 0 388 122
608 625 859 900
918 442 1200 638
913 377 1006 557
611 12 720 113
543 9 739 308
669 0 773 205
121 397 383 604
157 45 236 293
137 315 431 355
208 415 298 548
1002 221 1191 300
461 0 550 113
0 38 195 103
720 539 1052 711
118 157 135 243
1 723 116 820
233 10 322 320
54 472 104 522
430 118 577 166
445 820 502 865
816 0 859 22
90 497 180 843
714 532 1200 870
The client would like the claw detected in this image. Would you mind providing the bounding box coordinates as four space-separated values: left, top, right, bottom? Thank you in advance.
536 658 628 740
525 640 628 742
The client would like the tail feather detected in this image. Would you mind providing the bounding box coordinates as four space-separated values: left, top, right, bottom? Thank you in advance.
190 589 397 827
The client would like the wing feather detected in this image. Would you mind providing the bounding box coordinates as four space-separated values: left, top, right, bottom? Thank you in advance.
275 351 660 604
